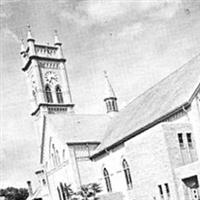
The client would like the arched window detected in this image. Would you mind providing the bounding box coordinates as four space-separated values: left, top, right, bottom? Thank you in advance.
122 159 133 190
42 179 46 185
63 149 65 161
112 101 115 111
108 101 112 112
114 101 118 111
60 182 66 200
57 187 62 200
103 168 112 192
52 144 58 166
49 137 52 159
56 150 60 165
56 85 64 103
52 153 56 167
45 84 53 103
106 102 109 112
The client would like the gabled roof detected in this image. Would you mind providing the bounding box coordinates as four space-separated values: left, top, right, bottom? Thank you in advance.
46 114 110 144
92 54 200 157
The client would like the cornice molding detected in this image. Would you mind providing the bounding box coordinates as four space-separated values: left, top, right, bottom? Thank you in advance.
22 55 66 72
31 103 74 116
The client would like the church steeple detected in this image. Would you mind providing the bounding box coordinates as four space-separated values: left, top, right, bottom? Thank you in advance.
104 71 118 114
20 28 74 116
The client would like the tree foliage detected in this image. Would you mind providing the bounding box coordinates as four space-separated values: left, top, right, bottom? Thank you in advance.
0 187 28 200
77 183 102 200
63 184 74 199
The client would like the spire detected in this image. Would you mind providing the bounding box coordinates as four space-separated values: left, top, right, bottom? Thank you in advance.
103 71 118 114
26 25 35 56
54 30 62 45
27 25 35 42
20 39 26 54
104 71 116 98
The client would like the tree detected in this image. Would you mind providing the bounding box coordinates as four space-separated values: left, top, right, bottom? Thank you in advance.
0 187 28 200
77 183 102 200
88 183 101 198
63 184 74 200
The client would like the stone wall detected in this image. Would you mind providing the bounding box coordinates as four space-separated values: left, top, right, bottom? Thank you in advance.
68 144 99 187
93 124 179 200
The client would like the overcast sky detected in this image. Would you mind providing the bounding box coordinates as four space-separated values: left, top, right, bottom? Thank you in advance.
1 0 200 188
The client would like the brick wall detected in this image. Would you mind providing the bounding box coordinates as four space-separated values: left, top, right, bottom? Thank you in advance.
68 144 99 187
125 124 178 200
163 123 198 168
94 124 179 200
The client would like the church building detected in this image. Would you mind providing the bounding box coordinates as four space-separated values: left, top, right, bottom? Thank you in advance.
20 27 200 200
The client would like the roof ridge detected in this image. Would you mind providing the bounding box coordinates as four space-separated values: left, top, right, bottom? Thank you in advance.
92 52 200 157
119 53 200 112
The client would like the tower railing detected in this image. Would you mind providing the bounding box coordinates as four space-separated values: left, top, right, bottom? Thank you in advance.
35 44 57 58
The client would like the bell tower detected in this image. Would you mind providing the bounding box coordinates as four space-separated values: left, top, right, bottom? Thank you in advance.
104 71 118 116
20 26 74 117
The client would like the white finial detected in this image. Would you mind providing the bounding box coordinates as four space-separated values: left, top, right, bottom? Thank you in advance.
27 24 34 41
20 39 26 53
54 29 61 45
104 70 116 98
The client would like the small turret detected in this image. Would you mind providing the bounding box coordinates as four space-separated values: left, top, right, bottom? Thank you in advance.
104 71 118 115
54 30 62 45
20 39 28 65
27 25 35 56
27 25 35 42
54 30 63 58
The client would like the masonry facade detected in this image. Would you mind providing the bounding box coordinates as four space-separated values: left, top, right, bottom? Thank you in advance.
20 28 200 200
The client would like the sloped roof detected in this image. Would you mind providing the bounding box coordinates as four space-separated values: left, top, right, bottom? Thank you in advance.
93 54 200 157
46 114 110 144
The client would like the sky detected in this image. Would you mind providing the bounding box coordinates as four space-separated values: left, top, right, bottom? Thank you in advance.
1 0 200 189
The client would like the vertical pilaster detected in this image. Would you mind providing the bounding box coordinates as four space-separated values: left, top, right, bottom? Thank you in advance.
189 97 200 159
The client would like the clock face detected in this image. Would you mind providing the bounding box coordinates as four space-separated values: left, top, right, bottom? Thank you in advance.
44 71 58 85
